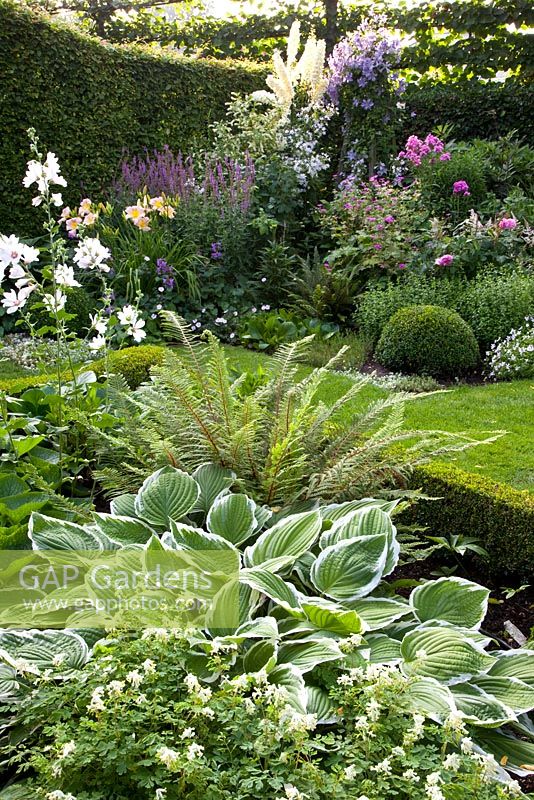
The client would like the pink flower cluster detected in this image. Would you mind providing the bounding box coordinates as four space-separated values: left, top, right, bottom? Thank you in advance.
435 254 454 267
452 181 470 197
498 217 518 230
398 134 451 167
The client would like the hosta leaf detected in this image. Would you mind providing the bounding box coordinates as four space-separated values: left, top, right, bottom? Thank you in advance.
0 474 27 497
473 676 534 715
451 684 515 726
474 729 534 776
169 520 239 552
346 597 412 630
401 677 455 720
277 638 343 673
110 494 137 517
366 634 402 664
310 534 388 602
268 665 306 713
134 467 200 527
0 629 89 674
243 640 277 673
192 463 235 514
401 627 496 685
233 616 279 641
0 783 37 799
320 499 395 522
319 510 362 549
0 663 19 699
240 568 302 611
0 492 49 524
301 600 363 636
306 685 337 724
207 493 256 546
244 511 321 568
488 650 534 687
93 514 156 545
410 577 489 630
29 513 103 550
12 434 45 457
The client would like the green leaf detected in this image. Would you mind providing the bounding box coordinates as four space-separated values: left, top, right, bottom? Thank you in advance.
400 627 497 685
240 568 302 611
168 521 239 552
134 466 200 527
306 685 337 724
243 640 277 673
320 499 396 522
0 474 27 498
244 510 321 568
268 665 306 712
473 676 534 715
277 639 343 673
410 577 489 630
310 534 389 602
0 663 19 699
400 677 455 720
12 435 45 457
207 493 256 546
301 599 363 636
346 597 412 630
451 684 515 726
366 633 402 663
474 729 534 776
93 513 156 545
192 462 235 514
29 513 103 550
0 492 49 524
488 650 534 687
110 494 137 517
0 629 89 674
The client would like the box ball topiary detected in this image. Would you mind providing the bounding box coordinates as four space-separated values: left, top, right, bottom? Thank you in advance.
375 304 479 378
92 345 165 389
27 286 94 337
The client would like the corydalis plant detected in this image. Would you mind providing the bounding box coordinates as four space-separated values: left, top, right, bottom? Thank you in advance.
93 311 495 506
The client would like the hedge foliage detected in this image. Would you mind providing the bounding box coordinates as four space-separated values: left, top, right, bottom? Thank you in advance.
402 81 534 146
407 462 534 579
0 1 264 236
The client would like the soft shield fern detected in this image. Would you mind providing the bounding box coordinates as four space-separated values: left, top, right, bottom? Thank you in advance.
93 311 498 507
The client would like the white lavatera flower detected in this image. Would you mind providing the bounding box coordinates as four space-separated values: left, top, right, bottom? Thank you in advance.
54 263 81 288
89 335 106 352
51 193 63 207
1 284 35 313
43 289 67 313
23 152 67 193
127 318 146 343
73 238 111 272
90 312 108 335
117 304 138 326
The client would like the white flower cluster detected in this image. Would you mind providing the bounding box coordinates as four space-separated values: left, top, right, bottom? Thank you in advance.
0 233 39 314
280 107 333 190
486 316 534 381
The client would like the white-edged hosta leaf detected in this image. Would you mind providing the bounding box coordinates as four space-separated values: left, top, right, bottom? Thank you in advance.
233 616 279 640
346 597 413 630
306 685 337 724
319 510 362 549
277 638 343 673
410 577 489 630
366 633 402 664
0 782 37 799
244 511 321 568
254 504 272 531
92 513 156 546
134 466 200 527
400 627 496 685
268 665 307 713
207 493 256 546
191 463 235 514
29 513 103 551
451 684 516 726
110 493 137 517
401 677 455 720
320 499 395 522
243 640 278 673
0 663 19 699
240 568 302 612
301 600 363 636
310 534 388 602
0 629 89 674
474 729 534 776
473 676 534 715
488 650 534 687
169 520 239 552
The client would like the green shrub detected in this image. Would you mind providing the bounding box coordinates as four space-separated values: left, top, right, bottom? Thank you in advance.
0 1 264 236
457 271 534 352
355 276 463 345
418 150 487 219
0 372 76 395
406 462 534 579
28 286 94 337
375 305 479 378
92 345 165 389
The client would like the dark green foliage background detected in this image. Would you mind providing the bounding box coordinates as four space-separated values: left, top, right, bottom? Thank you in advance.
407 462 534 579
0 1 264 236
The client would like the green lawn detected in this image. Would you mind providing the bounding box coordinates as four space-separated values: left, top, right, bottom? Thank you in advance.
224 346 534 492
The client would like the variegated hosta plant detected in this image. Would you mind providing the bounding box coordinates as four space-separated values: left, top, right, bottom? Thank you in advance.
4 464 534 780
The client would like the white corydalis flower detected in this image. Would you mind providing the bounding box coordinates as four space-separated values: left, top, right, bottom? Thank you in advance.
156 745 180 770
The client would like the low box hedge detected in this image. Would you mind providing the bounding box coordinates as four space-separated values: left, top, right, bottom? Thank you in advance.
406 462 534 579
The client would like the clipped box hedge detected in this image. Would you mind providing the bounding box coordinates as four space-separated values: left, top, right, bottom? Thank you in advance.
0 1 264 236
406 462 534 579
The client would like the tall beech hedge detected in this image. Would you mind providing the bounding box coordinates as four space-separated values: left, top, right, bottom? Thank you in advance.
0 1 264 235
